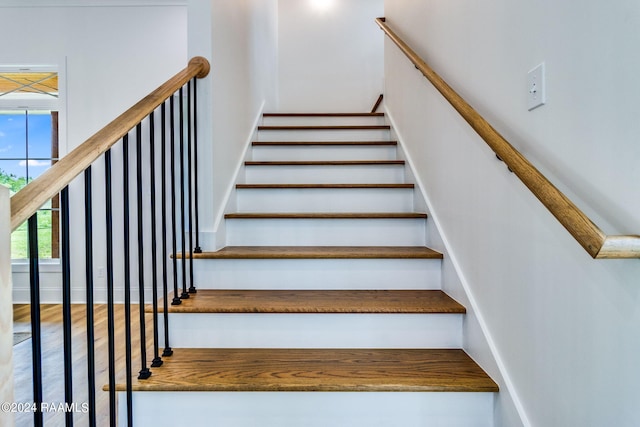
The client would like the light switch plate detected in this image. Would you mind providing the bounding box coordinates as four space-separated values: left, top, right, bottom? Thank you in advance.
527 62 546 111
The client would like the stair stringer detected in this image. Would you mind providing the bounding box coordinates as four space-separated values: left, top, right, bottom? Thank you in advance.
386 109 528 427
203 100 267 251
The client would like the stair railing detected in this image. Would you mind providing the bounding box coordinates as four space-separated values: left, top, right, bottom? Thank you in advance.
6 56 210 426
376 17 640 259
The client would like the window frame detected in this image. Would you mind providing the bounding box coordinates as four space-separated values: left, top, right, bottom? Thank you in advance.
0 63 65 265
0 65 60 111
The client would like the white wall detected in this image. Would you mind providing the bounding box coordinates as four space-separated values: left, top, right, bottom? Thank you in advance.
383 1 640 426
189 0 278 247
277 0 384 112
0 186 14 427
1 4 188 302
0 5 188 152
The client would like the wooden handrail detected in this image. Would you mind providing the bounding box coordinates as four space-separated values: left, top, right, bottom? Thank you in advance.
376 17 640 259
10 56 210 232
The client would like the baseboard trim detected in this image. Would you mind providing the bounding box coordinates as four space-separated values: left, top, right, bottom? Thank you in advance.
385 108 530 427
210 100 267 249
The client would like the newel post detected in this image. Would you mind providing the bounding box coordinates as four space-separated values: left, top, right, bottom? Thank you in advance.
0 185 15 427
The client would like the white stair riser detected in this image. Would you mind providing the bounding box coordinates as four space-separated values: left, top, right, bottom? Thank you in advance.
256 129 390 141
226 218 426 246
189 258 442 290
127 114 496 427
251 145 397 161
261 116 387 126
245 164 405 184
127 392 494 427
163 313 462 348
236 188 414 212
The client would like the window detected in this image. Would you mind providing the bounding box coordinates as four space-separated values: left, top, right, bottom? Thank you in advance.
0 67 59 260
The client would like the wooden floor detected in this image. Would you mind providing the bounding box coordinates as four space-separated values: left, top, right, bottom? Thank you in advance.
261 112 385 117
154 289 466 314
112 348 498 393
251 140 398 146
257 125 391 131
176 245 444 259
244 160 406 166
13 299 495 425
224 212 426 219
12 304 156 427
236 183 415 189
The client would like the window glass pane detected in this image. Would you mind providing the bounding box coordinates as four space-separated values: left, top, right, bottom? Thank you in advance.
25 159 51 181
0 110 56 260
0 159 27 194
0 68 59 261
0 111 26 158
10 210 53 260
10 221 27 260
27 111 53 158
35 209 53 259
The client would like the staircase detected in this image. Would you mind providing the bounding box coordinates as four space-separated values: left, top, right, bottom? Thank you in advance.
127 112 498 426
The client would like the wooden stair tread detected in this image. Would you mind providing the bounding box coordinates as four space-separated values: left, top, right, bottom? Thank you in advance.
154 290 465 314
236 183 414 189
245 160 405 166
109 348 498 392
224 212 427 219
176 246 443 259
252 140 397 146
258 125 390 131
263 112 384 117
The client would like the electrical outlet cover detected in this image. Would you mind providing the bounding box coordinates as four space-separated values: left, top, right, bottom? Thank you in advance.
527 62 546 111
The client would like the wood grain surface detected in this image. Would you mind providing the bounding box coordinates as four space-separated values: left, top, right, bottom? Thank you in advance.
224 212 427 219
175 246 443 260
245 160 405 166
10 56 210 231
252 140 397 146
257 125 390 131
108 348 498 392
236 183 414 189
12 304 156 427
263 113 384 117
153 289 466 314
376 17 640 259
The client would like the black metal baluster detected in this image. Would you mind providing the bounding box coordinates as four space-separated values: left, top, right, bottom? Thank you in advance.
122 134 134 425
136 123 152 380
104 150 117 427
28 214 43 427
161 101 174 355
170 95 182 306
149 112 163 368
187 80 196 294
192 77 202 254
84 168 97 427
60 187 74 427
178 87 189 299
